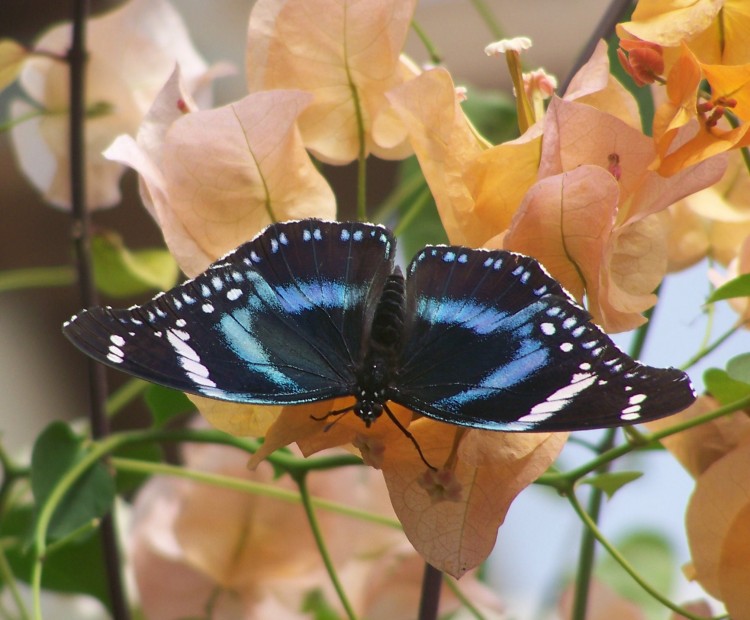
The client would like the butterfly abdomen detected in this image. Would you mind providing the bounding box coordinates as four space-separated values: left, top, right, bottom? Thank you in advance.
352 268 407 425
368 268 406 356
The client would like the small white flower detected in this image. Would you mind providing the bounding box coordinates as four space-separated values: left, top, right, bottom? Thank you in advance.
484 37 533 57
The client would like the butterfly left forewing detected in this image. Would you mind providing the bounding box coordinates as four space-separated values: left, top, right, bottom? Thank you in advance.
63 220 396 405
394 246 695 431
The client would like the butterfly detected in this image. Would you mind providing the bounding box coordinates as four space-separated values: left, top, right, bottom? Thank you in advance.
64 219 695 437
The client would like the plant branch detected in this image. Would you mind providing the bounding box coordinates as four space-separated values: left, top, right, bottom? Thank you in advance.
418 563 442 620
342 5 368 221
468 0 504 40
551 393 750 486
66 1 129 616
411 20 442 65
105 378 149 418
111 457 401 530
680 320 745 371
569 428 617 620
0 266 76 292
294 471 358 620
567 490 713 620
0 545 31 620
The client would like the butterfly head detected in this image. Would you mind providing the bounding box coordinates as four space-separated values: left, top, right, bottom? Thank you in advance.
354 397 384 427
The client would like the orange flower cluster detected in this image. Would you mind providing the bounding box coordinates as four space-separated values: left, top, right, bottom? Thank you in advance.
618 1 750 274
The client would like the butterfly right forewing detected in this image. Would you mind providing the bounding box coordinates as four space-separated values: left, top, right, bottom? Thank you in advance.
393 245 695 431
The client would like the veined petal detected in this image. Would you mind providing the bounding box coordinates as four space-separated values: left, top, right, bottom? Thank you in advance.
246 0 417 163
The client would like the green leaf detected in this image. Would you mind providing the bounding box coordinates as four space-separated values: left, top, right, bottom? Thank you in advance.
461 87 517 144
301 589 340 620
31 422 115 540
598 529 674 616
144 384 194 427
92 232 178 297
704 367 750 406
727 353 750 384
706 273 750 303
3 505 111 608
582 471 643 498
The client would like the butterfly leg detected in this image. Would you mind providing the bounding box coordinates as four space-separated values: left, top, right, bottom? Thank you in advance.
383 403 435 471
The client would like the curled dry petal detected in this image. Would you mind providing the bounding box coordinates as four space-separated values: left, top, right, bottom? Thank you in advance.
246 0 417 164
563 40 641 129
239 393 565 578
382 418 566 578
159 90 335 266
506 96 725 331
106 68 335 276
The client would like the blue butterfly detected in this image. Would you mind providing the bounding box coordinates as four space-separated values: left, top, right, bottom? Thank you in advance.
64 219 695 435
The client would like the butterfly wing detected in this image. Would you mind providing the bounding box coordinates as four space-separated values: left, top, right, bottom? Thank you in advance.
63 220 396 404
394 246 695 431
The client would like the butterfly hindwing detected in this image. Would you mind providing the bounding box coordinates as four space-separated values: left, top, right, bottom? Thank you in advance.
63 220 396 404
395 245 695 431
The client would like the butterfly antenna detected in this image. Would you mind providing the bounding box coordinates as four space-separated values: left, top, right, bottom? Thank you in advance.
383 403 436 471
311 403 356 431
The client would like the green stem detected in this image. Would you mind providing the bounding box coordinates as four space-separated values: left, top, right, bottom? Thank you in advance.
393 185 432 237
0 107 46 133
372 162 427 224
723 110 750 176
108 426 363 473
569 297 658 618
628 296 657 360
442 577 486 619
468 0 504 39
549 393 750 486
0 545 31 620
294 472 358 620
342 5 368 221
29 427 365 619
411 20 442 65
570 428 617 620
566 490 712 620
111 457 401 530
32 440 113 619
105 378 149 418
0 266 76 293
680 320 744 371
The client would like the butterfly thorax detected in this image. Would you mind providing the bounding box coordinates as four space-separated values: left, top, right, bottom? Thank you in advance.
354 269 406 426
